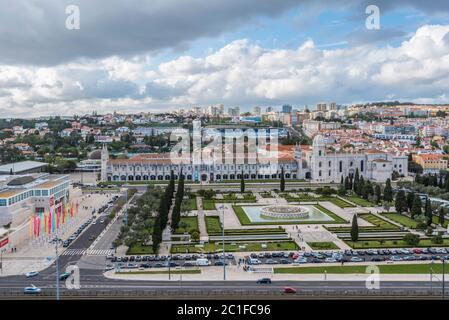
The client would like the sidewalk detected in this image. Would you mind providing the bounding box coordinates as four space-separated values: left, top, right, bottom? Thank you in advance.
0 190 113 276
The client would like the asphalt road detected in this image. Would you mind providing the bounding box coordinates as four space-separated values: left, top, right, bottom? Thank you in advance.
1 189 447 299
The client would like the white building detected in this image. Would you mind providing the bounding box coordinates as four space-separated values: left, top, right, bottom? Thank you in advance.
100 133 407 184
306 135 408 183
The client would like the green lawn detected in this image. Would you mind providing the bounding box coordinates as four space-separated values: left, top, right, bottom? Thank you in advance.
233 205 347 226
432 215 449 228
327 213 399 233
205 216 222 234
343 195 374 207
202 199 216 210
345 238 449 249
329 198 356 208
307 242 340 250
182 198 198 211
382 213 419 229
274 263 448 274
126 244 156 255
174 216 199 235
171 240 299 253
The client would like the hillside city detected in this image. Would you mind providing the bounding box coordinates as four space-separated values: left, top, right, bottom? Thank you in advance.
1 101 449 299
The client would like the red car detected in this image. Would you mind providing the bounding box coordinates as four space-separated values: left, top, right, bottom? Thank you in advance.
283 287 297 294
413 248 423 254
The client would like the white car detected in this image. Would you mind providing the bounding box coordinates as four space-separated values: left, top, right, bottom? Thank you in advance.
24 285 41 294
25 271 39 278
293 257 307 264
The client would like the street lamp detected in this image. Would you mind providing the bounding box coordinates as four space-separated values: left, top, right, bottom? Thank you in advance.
0 248 5 274
54 235 62 301
220 205 226 281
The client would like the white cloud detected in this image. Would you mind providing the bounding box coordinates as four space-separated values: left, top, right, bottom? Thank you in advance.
3 24 449 117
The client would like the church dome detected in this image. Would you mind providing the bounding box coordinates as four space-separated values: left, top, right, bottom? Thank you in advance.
313 134 325 147
88 149 102 160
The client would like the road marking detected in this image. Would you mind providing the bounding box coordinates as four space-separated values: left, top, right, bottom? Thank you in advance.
85 249 115 256
61 249 86 256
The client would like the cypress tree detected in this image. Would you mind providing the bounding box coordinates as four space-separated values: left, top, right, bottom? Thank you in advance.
406 192 415 212
375 184 382 204
353 168 360 193
240 170 245 193
344 176 350 190
411 195 422 219
425 199 432 226
439 207 445 226
350 214 359 242
395 190 407 214
384 178 393 202
280 167 285 192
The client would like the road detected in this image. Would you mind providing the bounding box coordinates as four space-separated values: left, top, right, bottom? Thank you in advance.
1 188 447 299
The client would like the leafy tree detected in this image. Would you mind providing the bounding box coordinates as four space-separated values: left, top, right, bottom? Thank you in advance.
350 214 359 242
431 235 443 244
191 230 200 242
403 233 420 246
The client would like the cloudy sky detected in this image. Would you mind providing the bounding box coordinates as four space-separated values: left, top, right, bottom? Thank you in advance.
1 0 449 117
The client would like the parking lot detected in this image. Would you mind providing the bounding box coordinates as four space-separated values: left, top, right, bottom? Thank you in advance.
105 247 449 271
245 248 449 265
107 253 236 270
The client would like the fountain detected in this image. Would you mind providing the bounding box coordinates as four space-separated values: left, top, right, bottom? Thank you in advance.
260 204 310 220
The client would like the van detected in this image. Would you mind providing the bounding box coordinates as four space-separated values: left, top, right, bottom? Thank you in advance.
195 258 211 266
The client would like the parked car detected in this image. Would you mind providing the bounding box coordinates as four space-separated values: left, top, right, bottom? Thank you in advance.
294 257 308 264
390 256 403 261
350 257 364 262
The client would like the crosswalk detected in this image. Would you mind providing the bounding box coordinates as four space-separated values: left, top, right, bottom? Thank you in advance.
61 249 114 256
61 249 85 256
86 249 115 256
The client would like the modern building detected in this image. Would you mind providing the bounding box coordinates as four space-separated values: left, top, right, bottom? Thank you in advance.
282 104 293 114
0 161 47 175
252 106 261 116
228 107 240 117
0 173 71 227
